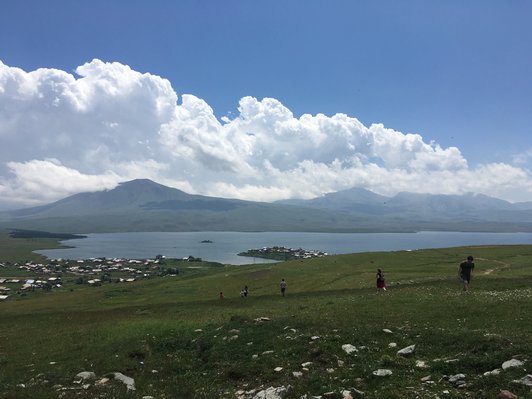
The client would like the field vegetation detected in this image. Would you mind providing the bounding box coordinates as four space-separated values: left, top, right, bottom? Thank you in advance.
0 230 531 398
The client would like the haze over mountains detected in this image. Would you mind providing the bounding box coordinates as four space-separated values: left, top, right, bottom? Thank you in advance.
1 179 532 233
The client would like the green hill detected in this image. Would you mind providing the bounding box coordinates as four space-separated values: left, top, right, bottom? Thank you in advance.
0 234 531 398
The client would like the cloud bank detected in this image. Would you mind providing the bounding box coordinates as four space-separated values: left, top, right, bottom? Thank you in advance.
0 59 531 207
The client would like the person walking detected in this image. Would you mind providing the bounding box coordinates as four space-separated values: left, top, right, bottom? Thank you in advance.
376 269 386 292
458 256 475 291
280 278 287 297
243 285 249 297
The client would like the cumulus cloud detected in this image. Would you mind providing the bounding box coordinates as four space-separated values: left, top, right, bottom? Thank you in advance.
1 59 532 207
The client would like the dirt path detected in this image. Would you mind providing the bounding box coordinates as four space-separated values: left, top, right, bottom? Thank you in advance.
476 257 511 275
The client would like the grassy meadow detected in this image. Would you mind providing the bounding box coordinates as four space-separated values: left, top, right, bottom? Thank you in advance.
0 231 531 398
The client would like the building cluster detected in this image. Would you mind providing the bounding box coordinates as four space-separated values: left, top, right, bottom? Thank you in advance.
248 246 328 260
0 255 181 300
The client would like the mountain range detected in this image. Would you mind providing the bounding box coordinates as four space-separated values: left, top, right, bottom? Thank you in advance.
1 179 532 233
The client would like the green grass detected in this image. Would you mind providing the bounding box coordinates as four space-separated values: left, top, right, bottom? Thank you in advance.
0 236 531 398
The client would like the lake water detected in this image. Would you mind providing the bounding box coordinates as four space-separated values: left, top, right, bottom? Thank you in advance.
35 231 532 265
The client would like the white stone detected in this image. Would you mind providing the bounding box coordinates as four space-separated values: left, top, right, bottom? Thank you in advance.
113 372 135 391
252 385 290 399
292 371 303 378
310 336 320 340
388 342 397 348
397 344 416 356
382 329 393 334
512 374 532 387
75 371 96 381
301 362 313 367
326 368 335 373
342 344 358 354
342 390 354 399
415 360 429 369
448 374 466 384
372 369 393 377
444 358 459 363
483 368 501 376
274 367 283 372
502 359 524 370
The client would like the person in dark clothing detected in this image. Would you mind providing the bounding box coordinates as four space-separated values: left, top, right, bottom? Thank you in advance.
376 269 386 292
280 279 287 297
458 256 475 291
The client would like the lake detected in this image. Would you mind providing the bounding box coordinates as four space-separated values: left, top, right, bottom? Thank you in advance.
35 231 532 265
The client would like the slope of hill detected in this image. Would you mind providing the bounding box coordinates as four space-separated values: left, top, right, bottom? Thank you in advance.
0 238 531 399
1 179 532 233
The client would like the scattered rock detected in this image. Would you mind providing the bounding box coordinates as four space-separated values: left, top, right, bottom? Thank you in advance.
497 390 518 399
326 368 335 373
262 350 274 355
301 362 313 367
194 329 203 332
448 374 466 386
483 368 501 377
372 369 392 377
75 371 96 381
342 390 354 399
252 385 290 399
96 378 109 386
323 392 335 398
512 374 532 387
421 376 432 382
228 335 239 341
113 372 135 391
255 317 271 322
292 371 303 378
397 345 416 356
310 336 320 341
382 329 393 334
342 344 358 354
415 360 429 369
274 367 283 372
252 354 259 359
502 359 524 370
388 342 397 348
342 389 364 398
229 329 240 334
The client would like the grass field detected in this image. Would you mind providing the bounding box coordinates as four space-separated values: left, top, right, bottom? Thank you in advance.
0 231 531 398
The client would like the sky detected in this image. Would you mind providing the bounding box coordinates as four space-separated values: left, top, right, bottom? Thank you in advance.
1 0 532 209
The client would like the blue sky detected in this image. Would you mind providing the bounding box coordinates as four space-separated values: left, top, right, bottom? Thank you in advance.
1 1 532 206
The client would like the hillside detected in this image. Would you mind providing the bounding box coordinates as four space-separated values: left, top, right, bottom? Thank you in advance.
2 179 532 233
0 236 531 398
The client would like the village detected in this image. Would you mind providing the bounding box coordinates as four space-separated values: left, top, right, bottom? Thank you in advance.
0 254 204 301
238 246 328 261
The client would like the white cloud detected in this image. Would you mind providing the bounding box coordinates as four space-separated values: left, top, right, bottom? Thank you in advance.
1 59 532 207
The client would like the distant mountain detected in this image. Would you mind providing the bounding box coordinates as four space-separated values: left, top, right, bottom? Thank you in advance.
1 179 532 233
